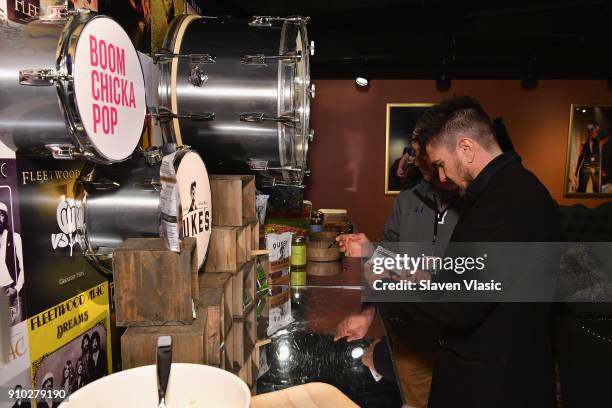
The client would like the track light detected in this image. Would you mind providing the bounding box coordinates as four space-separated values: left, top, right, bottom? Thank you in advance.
355 76 369 87
522 58 537 90
355 59 370 88
436 59 451 91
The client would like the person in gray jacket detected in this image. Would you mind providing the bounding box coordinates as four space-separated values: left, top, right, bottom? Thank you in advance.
335 127 460 407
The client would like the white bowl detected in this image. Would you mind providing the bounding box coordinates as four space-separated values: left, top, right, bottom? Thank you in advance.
59 363 250 408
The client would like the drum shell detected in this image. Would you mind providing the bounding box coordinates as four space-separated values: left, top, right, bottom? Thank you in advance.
81 158 161 252
0 21 69 152
160 16 310 183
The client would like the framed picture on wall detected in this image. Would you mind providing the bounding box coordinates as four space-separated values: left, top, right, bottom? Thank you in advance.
565 104 612 197
385 103 434 195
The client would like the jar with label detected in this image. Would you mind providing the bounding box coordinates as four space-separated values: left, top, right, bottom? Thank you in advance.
290 235 307 286
310 210 323 234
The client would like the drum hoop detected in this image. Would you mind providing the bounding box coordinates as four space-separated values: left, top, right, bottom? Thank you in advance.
278 20 310 184
168 14 202 147
55 14 146 164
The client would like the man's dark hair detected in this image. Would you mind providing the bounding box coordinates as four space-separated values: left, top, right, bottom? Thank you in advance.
418 96 498 152
81 334 90 350
91 331 100 345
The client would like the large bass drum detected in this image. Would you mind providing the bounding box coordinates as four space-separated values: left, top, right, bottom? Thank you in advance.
75 146 212 274
0 10 146 163
158 15 314 185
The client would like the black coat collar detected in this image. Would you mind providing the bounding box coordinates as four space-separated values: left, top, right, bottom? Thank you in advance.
462 150 521 213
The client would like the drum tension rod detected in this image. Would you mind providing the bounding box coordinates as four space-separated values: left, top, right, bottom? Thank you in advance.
250 15 310 27
153 51 216 65
151 108 216 123
241 51 302 66
240 112 298 125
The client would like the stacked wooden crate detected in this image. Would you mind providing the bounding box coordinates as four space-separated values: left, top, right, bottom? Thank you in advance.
204 175 260 388
116 175 262 390
115 238 210 368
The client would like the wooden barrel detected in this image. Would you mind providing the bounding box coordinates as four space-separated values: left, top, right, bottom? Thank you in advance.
307 232 342 262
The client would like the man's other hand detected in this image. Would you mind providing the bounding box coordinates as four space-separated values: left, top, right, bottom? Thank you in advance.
337 233 374 257
334 305 376 342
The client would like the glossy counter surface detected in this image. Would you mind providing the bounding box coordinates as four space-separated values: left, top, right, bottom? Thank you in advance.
255 258 403 407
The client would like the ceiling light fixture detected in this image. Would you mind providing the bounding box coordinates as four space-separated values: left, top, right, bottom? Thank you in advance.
436 58 451 91
355 59 370 88
522 57 538 90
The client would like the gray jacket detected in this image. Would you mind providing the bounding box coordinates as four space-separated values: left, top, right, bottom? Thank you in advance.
383 180 460 244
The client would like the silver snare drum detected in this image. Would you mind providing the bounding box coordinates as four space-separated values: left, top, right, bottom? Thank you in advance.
0 12 146 163
157 15 314 185
76 146 212 274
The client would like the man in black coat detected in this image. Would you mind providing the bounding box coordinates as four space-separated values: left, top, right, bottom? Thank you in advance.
340 96 562 407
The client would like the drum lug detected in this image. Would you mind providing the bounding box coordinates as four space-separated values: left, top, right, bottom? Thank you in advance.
19 69 71 86
250 16 310 27
308 129 315 143
189 66 209 87
144 146 163 166
240 112 298 125
45 144 86 160
309 83 316 99
152 107 216 123
309 41 315 56
241 51 302 66
247 159 269 171
154 51 216 65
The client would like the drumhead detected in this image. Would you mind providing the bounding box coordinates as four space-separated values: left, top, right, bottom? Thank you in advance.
73 16 146 162
175 151 212 269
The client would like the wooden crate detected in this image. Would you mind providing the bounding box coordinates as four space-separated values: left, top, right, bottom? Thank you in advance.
238 357 253 387
252 338 271 372
199 272 234 335
198 276 234 366
204 226 249 272
242 261 256 316
210 175 257 227
250 221 260 251
113 238 197 327
231 260 254 317
224 321 239 371
244 305 257 345
120 308 207 369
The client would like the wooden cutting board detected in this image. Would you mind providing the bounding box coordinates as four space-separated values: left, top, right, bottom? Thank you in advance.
251 382 359 408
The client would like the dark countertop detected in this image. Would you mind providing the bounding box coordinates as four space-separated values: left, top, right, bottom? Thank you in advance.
255 257 403 407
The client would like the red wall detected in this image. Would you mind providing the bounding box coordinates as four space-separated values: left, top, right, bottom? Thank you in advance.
305 80 612 240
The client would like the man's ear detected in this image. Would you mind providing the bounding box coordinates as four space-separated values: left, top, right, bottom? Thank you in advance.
457 137 476 163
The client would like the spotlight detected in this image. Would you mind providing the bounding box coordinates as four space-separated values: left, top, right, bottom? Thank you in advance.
522 58 538 90
436 59 451 91
355 59 370 88
355 76 369 87
436 72 451 91
582 109 587 113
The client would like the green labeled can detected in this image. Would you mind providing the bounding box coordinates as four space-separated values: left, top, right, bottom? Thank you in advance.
291 235 307 268
291 266 307 286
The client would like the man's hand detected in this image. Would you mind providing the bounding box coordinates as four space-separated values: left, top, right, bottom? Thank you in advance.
362 338 381 370
334 305 376 342
337 233 374 258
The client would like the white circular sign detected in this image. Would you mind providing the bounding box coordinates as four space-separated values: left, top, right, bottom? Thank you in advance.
176 152 212 269
73 16 146 162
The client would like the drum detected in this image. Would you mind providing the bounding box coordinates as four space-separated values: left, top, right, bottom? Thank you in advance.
0 10 146 163
76 146 212 274
157 15 314 185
